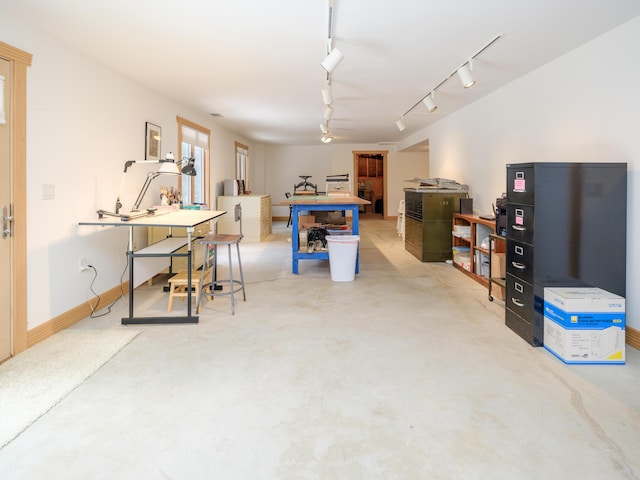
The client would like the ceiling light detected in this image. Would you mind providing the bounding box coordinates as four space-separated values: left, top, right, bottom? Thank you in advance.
323 105 334 121
457 62 475 88
322 84 333 105
320 0 340 138
321 47 344 73
422 92 437 112
396 118 406 131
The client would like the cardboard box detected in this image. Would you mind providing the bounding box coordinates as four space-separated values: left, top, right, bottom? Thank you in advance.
543 287 625 364
491 252 506 278
298 215 323 229
301 222 322 229
492 284 506 301
299 215 315 225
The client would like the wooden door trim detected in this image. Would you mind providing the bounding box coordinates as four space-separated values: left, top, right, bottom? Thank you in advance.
0 42 32 355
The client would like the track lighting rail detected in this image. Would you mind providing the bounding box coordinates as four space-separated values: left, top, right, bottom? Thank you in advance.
397 33 504 129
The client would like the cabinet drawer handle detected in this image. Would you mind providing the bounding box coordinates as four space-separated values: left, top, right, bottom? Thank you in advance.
511 261 526 270
512 225 526 231
511 298 525 307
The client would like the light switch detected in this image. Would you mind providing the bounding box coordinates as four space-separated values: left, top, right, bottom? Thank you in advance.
42 184 55 200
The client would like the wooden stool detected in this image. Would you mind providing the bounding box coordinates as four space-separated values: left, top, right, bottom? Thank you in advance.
167 271 202 313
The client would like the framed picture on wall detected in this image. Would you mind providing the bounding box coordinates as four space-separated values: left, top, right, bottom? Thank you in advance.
145 122 162 160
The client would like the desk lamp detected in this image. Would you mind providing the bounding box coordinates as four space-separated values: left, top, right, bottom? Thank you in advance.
97 154 196 220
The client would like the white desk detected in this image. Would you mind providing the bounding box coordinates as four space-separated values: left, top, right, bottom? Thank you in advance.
79 209 226 324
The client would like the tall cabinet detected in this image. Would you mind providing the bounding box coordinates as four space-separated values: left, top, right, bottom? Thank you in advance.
404 189 468 262
217 194 272 242
505 162 627 346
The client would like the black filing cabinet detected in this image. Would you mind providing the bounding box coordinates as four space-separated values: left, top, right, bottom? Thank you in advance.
505 162 627 346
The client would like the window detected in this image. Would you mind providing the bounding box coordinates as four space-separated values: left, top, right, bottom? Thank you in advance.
177 116 210 206
235 142 249 191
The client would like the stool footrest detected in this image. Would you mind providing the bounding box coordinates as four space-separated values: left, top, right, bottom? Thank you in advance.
202 280 245 298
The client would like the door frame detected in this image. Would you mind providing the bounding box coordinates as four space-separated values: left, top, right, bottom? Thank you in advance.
0 41 32 357
352 150 388 218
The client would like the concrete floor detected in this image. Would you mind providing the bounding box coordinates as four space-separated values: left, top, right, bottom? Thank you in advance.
1 219 639 479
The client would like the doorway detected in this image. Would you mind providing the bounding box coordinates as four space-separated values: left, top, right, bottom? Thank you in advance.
0 42 32 361
353 150 387 219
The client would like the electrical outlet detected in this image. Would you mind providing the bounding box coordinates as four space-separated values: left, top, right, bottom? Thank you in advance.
79 258 89 272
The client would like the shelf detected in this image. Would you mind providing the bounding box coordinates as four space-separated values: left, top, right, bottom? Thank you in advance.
488 234 506 302
452 213 496 290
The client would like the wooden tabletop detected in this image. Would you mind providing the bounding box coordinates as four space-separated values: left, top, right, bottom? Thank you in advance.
279 195 370 206
79 209 226 228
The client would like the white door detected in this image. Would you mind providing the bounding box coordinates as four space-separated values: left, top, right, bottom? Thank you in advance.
0 57 12 361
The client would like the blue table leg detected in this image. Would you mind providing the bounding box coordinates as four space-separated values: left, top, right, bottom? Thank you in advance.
292 205 300 274
352 206 360 274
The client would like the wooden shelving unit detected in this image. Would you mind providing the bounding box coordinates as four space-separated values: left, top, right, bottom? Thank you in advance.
488 233 506 302
357 155 383 178
451 214 496 288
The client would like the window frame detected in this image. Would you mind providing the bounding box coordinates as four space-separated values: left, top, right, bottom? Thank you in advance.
177 116 210 207
235 141 249 192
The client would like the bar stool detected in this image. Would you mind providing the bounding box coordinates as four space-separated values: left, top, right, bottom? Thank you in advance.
197 203 246 314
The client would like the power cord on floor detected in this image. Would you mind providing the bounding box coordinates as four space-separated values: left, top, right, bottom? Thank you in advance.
85 257 128 318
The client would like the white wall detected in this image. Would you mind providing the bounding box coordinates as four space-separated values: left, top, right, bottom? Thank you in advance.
401 16 640 329
264 144 428 218
1 8 254 329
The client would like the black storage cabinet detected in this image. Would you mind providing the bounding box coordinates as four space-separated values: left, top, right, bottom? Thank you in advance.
505 162 627 346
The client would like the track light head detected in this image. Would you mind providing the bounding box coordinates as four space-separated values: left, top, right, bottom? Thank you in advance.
321 48 344 73
322 84 333 105
321 134 333 143
396 35 501 129
423 93 437 112
457 62 475 88
323 105 334 121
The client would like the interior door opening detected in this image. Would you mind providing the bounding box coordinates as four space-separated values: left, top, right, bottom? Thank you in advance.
353 150 387 219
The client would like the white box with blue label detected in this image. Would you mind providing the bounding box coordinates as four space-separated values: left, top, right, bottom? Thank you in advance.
543 287 625 364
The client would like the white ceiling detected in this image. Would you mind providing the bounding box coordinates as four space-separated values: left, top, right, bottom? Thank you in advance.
4 0 640 147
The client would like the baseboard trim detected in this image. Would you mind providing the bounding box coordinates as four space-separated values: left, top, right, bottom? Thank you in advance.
27 282 129 348
626 325 640 351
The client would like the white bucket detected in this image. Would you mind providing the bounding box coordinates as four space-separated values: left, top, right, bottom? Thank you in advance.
326 235 360 282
